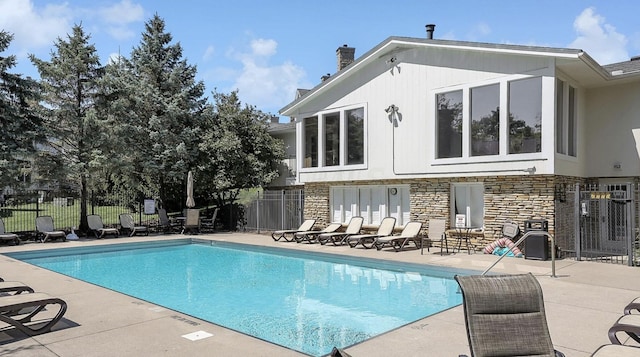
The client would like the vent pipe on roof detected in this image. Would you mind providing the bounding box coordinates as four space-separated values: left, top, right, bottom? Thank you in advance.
426 24 436 39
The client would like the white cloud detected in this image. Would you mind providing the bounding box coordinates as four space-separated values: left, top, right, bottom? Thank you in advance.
569 7 628 64
220 38 309 114
203 45 215 61
98 0 144 41
0 0 72 53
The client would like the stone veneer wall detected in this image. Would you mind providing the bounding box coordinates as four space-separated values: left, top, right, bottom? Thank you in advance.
303 175 576 252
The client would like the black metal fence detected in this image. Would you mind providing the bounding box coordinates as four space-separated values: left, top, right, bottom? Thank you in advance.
0 189 159 240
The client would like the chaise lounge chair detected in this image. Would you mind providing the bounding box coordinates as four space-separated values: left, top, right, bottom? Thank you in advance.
346 217 396 249
624 297 640 315
0 281 35 295
608 314 640 345
0 218 21 245
455 273 565 357
199 207 219 233
35 216 67 243
294 223 342 244
590 344 640 356
118 214 148 237
318 217 364 246
87 215 120 239
271 219 316 242
373 221 423 251
0 292 67 336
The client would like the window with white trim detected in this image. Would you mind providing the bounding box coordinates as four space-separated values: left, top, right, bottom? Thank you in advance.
331 185 410 225
301 106 365 170
451 183 484 228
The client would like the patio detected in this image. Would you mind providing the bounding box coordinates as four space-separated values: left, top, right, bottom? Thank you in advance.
0 232 638 356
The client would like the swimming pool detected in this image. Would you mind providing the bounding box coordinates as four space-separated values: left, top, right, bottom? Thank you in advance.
6 239 471 356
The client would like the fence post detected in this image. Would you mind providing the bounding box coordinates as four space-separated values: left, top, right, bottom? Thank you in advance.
256 194 261 234
574 183 581 261
281 190 285 230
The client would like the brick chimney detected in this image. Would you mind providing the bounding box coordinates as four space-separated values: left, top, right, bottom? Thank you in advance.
336 44 355 71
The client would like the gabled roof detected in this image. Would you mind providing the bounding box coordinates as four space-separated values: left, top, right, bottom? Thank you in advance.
280 36 640 117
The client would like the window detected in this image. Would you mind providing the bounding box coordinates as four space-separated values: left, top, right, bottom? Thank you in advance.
303 116 318 168
324 113 340 166
436 90 463 158
301 106 366 170
346 108 364 165
508 77 542 154
471 84 499 156
331 185 410 225
556 79 577 157
451 183 484 228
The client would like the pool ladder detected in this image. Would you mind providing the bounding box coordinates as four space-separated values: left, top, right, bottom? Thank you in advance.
481 231 557 278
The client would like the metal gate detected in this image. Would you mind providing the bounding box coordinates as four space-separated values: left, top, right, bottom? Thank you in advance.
242 189 304 233
575 183 637 265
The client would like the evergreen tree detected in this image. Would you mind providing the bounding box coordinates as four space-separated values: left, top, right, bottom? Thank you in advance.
29 24 103 231
0 31 44 189
101 14 206 210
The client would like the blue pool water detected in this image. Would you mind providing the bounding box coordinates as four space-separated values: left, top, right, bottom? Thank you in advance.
6 239 468 356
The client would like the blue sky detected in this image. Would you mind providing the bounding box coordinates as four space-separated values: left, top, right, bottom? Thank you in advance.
2 0 640 120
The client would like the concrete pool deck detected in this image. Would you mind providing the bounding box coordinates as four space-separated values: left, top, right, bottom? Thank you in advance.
0 232 639 356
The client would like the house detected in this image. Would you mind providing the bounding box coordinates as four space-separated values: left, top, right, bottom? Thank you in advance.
279 25 640 250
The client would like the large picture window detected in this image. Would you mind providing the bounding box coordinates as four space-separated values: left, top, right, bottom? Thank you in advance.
301 106 366 170
436 90 463 158
508 77 542 154
331 185 410 226
471 84 499 156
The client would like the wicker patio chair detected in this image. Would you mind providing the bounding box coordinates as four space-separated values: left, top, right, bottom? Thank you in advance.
455 273 565 357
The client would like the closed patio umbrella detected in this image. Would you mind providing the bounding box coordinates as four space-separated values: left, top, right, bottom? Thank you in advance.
186 171 195 208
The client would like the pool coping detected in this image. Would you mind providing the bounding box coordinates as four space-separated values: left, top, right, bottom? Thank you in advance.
0 232 639 356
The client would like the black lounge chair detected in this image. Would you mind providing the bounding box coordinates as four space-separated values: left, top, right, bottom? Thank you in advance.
591 344 640 356
0 292 67 336
455 273 565 357
608 314 640 345
0 281 35 295
271 219 315 242
624 297 640 315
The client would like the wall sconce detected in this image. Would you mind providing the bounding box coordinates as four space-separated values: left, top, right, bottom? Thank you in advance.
384 104 398 114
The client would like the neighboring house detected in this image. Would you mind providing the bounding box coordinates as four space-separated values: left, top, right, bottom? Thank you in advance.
268 116 299 187
279 25 640 248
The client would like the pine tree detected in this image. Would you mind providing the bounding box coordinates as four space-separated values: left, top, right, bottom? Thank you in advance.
101 14 206 210
0 31 44 189
29 24 103 231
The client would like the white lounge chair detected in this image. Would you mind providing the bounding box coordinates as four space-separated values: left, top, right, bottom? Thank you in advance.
294 223 342 244
346 217 396 249
35 216 66 243
87 215 120 239
271 219 316 242
373 221 423 251
118 214 148 237
318 217 364 246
